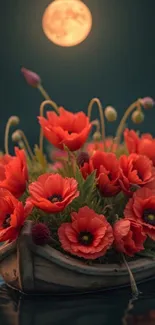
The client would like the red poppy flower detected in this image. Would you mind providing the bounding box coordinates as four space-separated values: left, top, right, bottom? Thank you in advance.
0 154 12 165
86 138 117 156
113 219 146 256
119 153 155 196
124 129 155 165
38 107 92 151
0 189 32 242
0 147 28 198
28 173 79 213
58 206 114 260
124 187 155 240
91 151 120 196
77 152 94 179
80 161 94 180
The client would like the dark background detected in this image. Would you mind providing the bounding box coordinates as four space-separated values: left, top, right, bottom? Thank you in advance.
1 0 155 152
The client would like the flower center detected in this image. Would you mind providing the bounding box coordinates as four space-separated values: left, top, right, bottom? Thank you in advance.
108 172 113 181
48 194 63 203
3 214 11 229
78 231 93 246
143 209 155 225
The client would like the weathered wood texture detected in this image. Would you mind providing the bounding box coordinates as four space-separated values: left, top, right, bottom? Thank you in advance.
0 221 155 294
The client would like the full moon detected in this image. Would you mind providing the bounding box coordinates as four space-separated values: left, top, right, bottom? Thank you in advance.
42 0 92 47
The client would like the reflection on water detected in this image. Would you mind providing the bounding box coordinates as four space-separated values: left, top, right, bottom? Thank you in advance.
0 277 155 325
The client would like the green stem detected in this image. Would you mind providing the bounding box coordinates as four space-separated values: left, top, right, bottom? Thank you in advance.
4 119 11 155
4 117 19 154
91 119 100 133
87 98 106 148
48 236 59 246
122 254 139 298
39 100 59 154
115 100 141 146
122 298 135 325
18 130 34 160
37 84 51 100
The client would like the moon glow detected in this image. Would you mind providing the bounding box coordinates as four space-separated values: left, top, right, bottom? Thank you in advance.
42 0 92 47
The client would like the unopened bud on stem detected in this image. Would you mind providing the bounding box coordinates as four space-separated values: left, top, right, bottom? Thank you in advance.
9 116 20 126
12 130 22 142
18 140 25 149
131 110 144 124
93 131 101 141
140 97 154 109
21 67 41 87
105 106 117 122
77 152 90 167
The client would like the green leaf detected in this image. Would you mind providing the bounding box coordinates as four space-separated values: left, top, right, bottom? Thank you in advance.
69 171 98 212
82 171 96 199
58 161 74 178
34 145 47 171
75 165 84 190
70 198 82 211
144 237 155 249
137 249 155 259
86 193 103 214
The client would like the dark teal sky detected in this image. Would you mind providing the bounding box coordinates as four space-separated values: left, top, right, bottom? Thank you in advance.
1 0 155 150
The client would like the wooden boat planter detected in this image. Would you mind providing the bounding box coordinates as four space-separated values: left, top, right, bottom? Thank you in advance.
0 220 155 295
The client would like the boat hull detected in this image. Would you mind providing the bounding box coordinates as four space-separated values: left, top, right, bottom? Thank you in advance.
0 221 155 295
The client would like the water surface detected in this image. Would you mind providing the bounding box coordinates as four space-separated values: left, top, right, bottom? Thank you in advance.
0 277 155 325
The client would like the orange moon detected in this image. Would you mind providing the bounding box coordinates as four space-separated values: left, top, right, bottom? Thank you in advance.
42 0 92 47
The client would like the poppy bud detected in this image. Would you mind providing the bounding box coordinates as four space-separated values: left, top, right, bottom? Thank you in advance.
18 141 25 149
140 97 154 109
32 223 51 245
12 131 22 142
21 67 41 87
77 152 90 167
105 106 117 122
93 131 101 141
9 116 20 126
131 110 144 124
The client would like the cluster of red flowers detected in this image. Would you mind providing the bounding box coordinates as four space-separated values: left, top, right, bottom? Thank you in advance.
79 149 155 197
124 129 155 165
0 148 31 242
1 97 155 262
0 149 79 242
57 136 155 258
